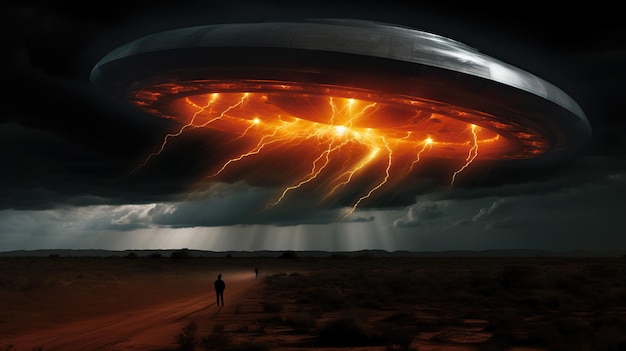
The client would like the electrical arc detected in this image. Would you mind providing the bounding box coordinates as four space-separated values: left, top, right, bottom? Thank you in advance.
90 18 591 217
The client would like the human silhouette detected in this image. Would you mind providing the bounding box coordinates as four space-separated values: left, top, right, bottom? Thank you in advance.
254 267 259 278
214 274 225 307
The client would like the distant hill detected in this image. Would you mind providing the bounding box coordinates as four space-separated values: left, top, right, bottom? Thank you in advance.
1 248 625 258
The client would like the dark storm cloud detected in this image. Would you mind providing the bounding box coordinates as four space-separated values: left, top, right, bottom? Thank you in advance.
1 4 192 208
393 198 444 228
341 215 375 223
147 182 344 227
472 198 506 222
1 1 625 244
415 169 626 233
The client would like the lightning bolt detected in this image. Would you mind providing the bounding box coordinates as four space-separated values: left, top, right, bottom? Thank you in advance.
193 93 249 129
351 99 377 122
230 117 260 142
324 147 379 199
315 101 379 199
261 98 377 207
267 137 351 207
340 136 393 220
328 97 339 125
209 118 296 177
409 137 433 172
133 90 490 219
130 93 248 173
450 124 479 186
129 93 218 173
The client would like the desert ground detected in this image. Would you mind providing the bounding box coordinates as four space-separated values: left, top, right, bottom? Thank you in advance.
2 252 626 351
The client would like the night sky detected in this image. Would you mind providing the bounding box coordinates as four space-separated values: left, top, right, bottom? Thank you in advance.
2 1 625 252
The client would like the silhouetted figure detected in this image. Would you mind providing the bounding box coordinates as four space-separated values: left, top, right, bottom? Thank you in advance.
254 267 259 278
214 274 225 307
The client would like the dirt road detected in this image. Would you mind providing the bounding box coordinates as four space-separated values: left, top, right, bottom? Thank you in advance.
4 270 263 351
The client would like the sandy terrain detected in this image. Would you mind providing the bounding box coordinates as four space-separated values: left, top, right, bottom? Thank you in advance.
5 275 259 350
2 255 626 351
1 257 273 351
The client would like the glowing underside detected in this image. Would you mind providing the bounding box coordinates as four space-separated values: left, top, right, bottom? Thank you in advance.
130 81 549 217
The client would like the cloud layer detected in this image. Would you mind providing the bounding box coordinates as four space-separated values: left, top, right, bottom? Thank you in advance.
1 2 625 252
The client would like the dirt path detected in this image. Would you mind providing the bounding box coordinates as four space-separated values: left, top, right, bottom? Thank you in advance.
5 271 263 351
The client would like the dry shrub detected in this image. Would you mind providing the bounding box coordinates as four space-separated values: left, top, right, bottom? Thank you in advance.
282 311 317 333
262 300 283 313
317 314 374 346
317 312 416 348
524 318 597 351
592 314 626 350
199 330 233 351
497 265 535 290
484 308 522 344
516 290 576 315
175 321 198 351
305 286 347 311
223 341 272 351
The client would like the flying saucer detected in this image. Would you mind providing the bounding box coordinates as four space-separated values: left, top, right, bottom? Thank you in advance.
91 18 589 158
90 18 591 208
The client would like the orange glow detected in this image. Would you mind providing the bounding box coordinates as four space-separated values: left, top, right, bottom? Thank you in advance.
129 80 551 212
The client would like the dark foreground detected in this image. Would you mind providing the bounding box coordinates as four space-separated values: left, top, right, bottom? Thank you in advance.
2 255 626 350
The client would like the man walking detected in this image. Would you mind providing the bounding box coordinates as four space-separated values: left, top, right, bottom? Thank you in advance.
214 274 226 307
